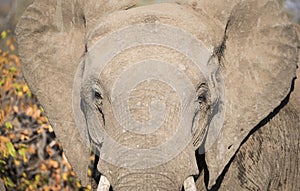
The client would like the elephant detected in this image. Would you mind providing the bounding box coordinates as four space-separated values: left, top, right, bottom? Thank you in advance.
15 0 299 190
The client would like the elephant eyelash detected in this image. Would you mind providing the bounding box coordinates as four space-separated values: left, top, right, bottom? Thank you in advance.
92 84 106 125
196 83 209 103
92 82 104 100
195 83 212 113
93 90 103 109
93 90 105 126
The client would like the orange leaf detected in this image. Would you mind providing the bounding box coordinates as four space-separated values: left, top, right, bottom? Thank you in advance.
21 129 30 136
25 107 33 116
8 133 15 140
13 106 18 113
27 146 36 154
9 44 15 51
40 163 47 171
48 160 59 169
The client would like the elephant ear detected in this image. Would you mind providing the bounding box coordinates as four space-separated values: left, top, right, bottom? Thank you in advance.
200 0 298 188
16 0 136 185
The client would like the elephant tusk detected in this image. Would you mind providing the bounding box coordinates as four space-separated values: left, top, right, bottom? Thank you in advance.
97 175 110 191
184 176 197 191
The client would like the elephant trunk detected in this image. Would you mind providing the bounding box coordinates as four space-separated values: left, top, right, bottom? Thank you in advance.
97 175 196 191
97 145 199 191
112 172 179 191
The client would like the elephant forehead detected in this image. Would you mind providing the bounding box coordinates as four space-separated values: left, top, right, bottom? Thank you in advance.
109 60 195 134
111 60 195 103
84 23 212 88
83 2 220 93
97 45 205 95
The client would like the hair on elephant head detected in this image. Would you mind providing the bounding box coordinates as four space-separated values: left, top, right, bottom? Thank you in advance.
16 0 298 190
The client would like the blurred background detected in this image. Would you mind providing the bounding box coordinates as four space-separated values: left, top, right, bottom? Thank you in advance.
284 0 300 22
0 0 33 32
0 0 299 191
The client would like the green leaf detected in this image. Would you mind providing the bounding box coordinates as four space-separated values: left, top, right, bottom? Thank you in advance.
0 160 6 173
0 160 6 165
1 31 7 39
6 142 16 157
13 83 22 92
24 179 30 186
18 147 28 163
27 91 32 98
35 174 40 182
0 78 6 86
4 122 12 130
4 177 15 188
18 148 26 156
9 66 17 73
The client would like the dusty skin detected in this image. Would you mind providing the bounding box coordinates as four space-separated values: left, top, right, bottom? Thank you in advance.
16 0 299 190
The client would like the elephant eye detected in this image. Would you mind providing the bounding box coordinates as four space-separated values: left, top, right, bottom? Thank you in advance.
92 84 104 109
92 83 104 100
94 91 103 100
198 94 207 104
94 89 103 107
93 86 105 125
196 83 210 108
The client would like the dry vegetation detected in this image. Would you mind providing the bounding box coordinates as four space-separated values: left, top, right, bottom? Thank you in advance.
0 31 94 191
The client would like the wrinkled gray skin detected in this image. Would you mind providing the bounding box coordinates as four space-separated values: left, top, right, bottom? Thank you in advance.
16 0 300 190
197 71 300 190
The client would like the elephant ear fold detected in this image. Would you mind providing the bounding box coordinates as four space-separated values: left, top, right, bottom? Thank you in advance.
204 1 298 189
16 0 90 184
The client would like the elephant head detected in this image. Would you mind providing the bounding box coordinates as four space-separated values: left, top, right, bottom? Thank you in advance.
16 0 298 190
